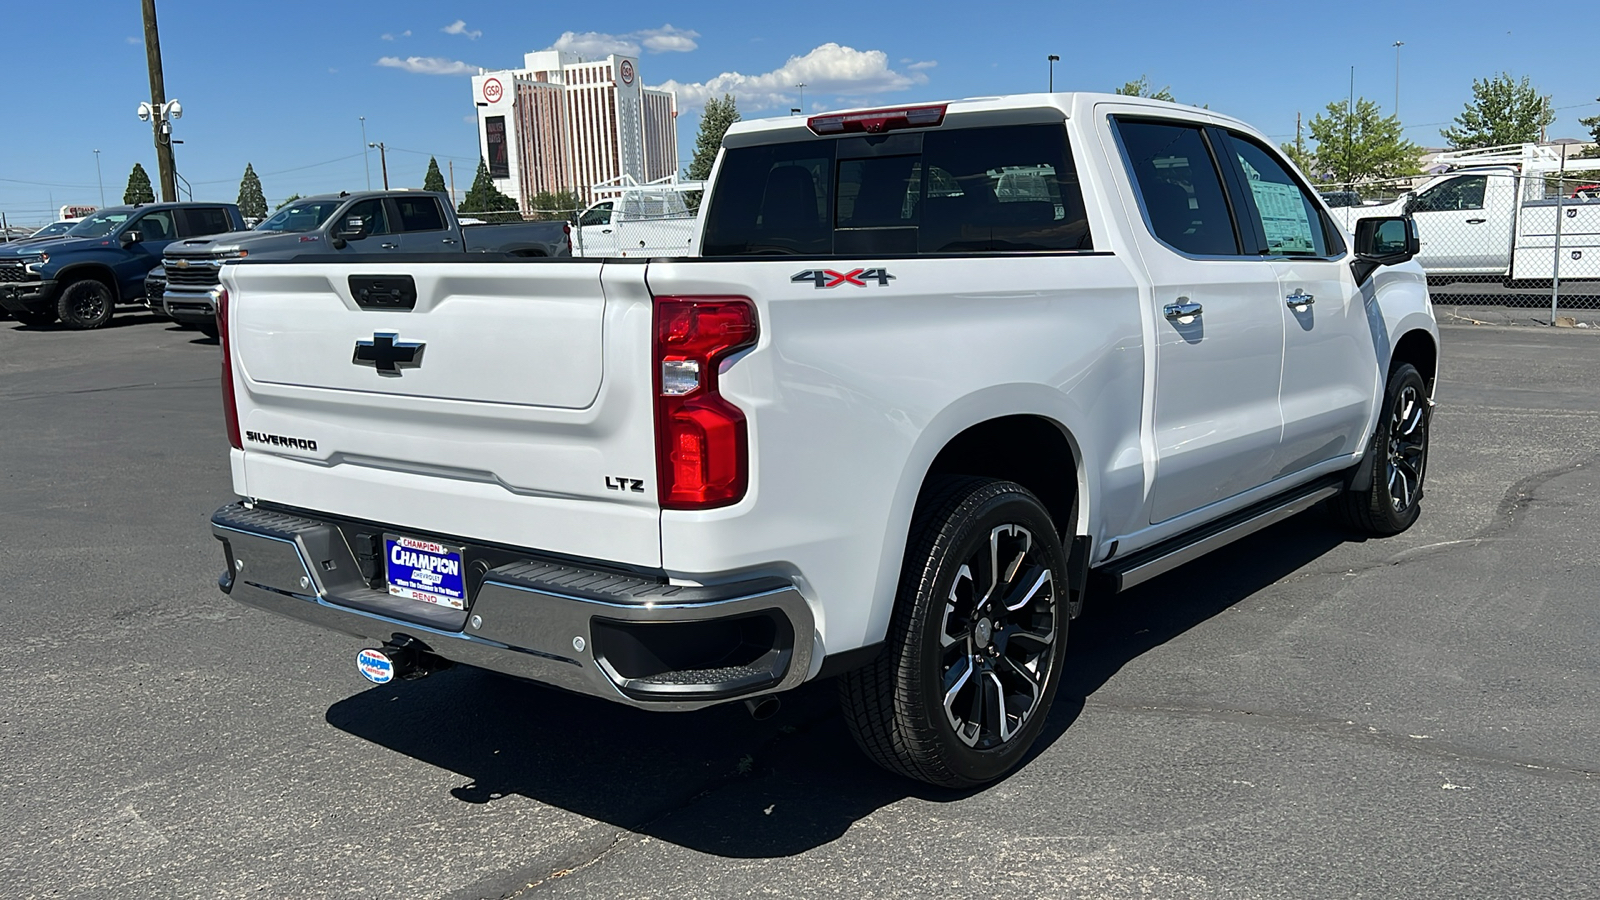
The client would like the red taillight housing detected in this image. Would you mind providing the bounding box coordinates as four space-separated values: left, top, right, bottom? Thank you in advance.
217 288 242 450
807 104 946 135
653 296 757 509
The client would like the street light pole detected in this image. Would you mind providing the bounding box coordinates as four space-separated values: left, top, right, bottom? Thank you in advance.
1048 55 1059 92
1392 41 1404 118
369 142 389 190
359 116 371 190
93 149 105 208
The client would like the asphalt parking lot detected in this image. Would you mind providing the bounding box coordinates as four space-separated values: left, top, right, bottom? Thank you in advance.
2 312 1597 900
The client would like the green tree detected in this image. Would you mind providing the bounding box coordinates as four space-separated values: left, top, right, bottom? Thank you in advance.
528 190 581 221
1299 97 1421 184
275 194 302 211
687 94 740 182
457 157 521 221
1440 73 1555 150
1575 113 1600 159
423 156 447 193
1115 76 1175 103
236 163 267 221
124 163 155 205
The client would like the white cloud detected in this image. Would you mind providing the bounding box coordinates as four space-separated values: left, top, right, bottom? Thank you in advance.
377 56 477 76
380 29 412 41
125 36 140 45
907 60 937 71
443 20 482 40
546 24 699 58
654 44 931 112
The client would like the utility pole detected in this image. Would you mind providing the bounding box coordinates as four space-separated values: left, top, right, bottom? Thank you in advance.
448 160 456 209
1392 41 1404 118
360 116 371 190
93 149 105 208
140 0 177 202
1295 111 1304 160
1048 55 1059 92
369 142 389 190
1346 66 1355 188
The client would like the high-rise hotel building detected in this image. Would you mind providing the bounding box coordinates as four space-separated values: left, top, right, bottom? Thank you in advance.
471 50 678 211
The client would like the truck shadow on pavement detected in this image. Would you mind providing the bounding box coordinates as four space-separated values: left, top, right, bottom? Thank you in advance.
324 510 1353 859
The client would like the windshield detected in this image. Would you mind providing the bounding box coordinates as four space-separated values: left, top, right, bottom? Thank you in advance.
32 221 75 238
255 200 344 233
66 211 132 239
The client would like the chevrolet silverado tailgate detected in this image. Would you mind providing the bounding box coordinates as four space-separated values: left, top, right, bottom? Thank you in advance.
220 259 661 567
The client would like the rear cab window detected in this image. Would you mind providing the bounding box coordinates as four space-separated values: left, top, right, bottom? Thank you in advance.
179 207 233 238
394 196 447 232
701 122 1092 256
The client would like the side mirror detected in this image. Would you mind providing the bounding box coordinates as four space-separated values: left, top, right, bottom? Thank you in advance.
1401 191 1420 215
330 215 368 250
1351 215 1419 284
121 230 142 246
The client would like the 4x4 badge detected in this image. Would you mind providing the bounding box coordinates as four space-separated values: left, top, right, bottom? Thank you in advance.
353 332 425 376
792 268 895 288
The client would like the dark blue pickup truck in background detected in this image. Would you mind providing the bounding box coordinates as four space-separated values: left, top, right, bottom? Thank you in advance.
0 202 243 329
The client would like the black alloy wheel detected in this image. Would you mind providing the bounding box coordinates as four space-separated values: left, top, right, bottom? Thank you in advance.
56 279 115 330
840 476 1069 787
1331 362 1430 536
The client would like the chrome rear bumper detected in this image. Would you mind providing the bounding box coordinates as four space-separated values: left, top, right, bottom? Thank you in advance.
211 502 814 710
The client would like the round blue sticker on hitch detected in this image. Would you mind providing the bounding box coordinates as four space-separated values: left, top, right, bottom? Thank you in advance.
357 648 395 684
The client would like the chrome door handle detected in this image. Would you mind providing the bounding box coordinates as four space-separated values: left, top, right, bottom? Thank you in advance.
380 242 399 249
1466 218 1487 224
1285 289 1315 309
440 238 458 245
1163 299 1203 321
601 229 613 234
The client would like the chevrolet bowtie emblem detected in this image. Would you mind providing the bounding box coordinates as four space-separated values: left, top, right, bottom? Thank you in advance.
175 259 189 268
353 332 425 376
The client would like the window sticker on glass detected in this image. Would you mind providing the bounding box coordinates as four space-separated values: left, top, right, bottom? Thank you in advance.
1238 156 1315 255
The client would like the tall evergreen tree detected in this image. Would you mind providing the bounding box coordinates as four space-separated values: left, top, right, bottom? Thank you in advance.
124 163 155 205
457 157 520 221
688 94 741 182
1297 97 1422 184
236 163 267 220
1575 113 1600 159
423 156 447 193
1441 74 1555 150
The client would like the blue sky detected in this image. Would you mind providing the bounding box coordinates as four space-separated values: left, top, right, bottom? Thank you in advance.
2 0 1595 225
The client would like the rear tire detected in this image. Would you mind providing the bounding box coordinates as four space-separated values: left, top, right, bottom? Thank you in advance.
839 476 1069 787
1331 363 1429 536
56 279 115 330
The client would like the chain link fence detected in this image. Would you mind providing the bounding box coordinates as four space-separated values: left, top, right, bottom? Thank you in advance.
1318 166 1600 323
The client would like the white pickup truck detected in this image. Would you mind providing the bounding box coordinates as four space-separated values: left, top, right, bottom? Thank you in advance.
1329 144 1600 286
210 93 1438 787
573 184 699 258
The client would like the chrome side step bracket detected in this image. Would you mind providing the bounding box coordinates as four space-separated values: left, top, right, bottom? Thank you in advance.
1096 478 1342 593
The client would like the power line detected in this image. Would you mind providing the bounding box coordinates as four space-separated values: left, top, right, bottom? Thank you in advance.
186 151 368 185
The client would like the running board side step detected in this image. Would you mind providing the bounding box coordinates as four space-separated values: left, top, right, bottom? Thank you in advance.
1095 476 1343 593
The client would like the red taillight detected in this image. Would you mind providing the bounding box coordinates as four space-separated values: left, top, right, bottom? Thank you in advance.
807 103 947 135
218 288 242 450
653 296 757 509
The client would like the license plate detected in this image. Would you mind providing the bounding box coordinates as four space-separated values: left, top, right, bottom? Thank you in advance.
383 534 467 610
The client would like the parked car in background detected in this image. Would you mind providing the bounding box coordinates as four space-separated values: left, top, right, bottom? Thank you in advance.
0 202 244 328
1318 190 1363 209
573 181 700 258
12 220 81 244
157 191 571 333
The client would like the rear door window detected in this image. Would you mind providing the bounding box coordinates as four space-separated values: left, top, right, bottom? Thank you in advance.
178 207 233 238
700 123 1091 256
394 196 447 232
1113 119 1241 256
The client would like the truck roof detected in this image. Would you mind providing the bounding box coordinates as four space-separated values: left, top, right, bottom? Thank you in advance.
724 92 1261 144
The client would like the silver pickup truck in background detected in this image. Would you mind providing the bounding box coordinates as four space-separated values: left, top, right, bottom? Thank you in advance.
153 191 571 335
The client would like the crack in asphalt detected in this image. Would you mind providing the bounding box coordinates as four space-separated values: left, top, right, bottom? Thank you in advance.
1083 696 1600 782
1284 451 1600 583
0 377 214 403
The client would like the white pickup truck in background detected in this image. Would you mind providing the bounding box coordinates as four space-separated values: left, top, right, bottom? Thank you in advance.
573 177 701 258
1330 143 1600 286
210 93 1438 787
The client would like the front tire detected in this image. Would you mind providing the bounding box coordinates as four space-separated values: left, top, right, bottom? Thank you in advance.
1332 363 1430 536
840 477 1069 787
56 279 115 330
